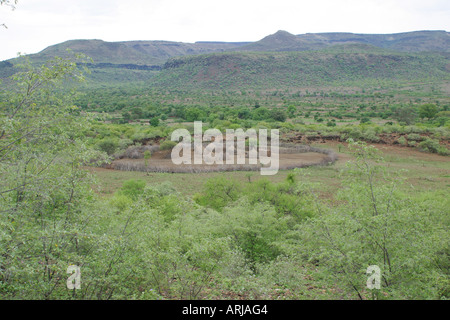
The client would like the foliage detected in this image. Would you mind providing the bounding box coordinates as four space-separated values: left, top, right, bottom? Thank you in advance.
117 179 146 201
159 140 177 151
1 43 449 301
419 104 438 120
418 138 449 155
97 138 119 155
0 55 110 299
294 141 448 299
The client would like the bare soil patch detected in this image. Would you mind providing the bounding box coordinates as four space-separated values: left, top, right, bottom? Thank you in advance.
106 144 338 173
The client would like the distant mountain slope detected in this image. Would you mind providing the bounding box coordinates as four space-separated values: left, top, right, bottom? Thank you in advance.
0 39 249 84
296 30 450 53
2 30 449 66
151 49 450 90
0 30 448 86
235 30 450 53
32 39 152 65
11 39 249 66
234 30 325 52
118 40 249 65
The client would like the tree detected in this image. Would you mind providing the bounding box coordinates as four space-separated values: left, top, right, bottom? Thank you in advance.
185 107 205 122
97 138 118 155
0 55 107 298
130 107 143 119
237 108 251 119
270 109 287 122
393 105 417 125
121 111 131 123
287 105 296 118
150 117 159 126
1 0 18 28
298 140 444 299
0 0 17 6
418 103 438 120
251 107 270 121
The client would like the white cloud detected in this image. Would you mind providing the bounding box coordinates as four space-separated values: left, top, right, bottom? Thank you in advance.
0 0 449 61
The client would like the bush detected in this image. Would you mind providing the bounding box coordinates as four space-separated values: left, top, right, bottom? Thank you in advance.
117 179 146 201
159 140 178 150
110 194 133 212
418 139 441 154
295 141 448 299
118 138 133 150
437 146 450 156
97 138 119 155
270 109 287 122
194 177 241 212
150 118 160 127
360 128 380 142
407 133 425 141
213 200 285 265
398 136 407 146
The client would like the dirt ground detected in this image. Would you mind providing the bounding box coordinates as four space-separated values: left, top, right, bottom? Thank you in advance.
110 150 331 172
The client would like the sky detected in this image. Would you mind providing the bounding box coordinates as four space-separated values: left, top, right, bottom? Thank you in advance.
1 0 449 61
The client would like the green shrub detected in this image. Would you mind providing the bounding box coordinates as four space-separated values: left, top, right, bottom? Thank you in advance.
418 138 441 154
407 133 424 141
295 141 448 299
398 136 407 146
117 179 146 200
150 118 160 127
118 138 133 150
194 177 241 211
97 138 119 155
159 140 178 150
212 199 286 265
437 146 450 156
361 128 380 142
110 194 133 212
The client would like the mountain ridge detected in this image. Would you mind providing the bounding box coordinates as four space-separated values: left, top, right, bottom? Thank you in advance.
152 49 450 90
3 30 449 66
1 30 449 88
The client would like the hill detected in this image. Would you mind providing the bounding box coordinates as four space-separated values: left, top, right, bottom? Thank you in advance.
0 30 449 86
296 30 450 53
234 30 325 52
150 48 450 90
0 39 249 85
6 38 249 67
232 30 450 53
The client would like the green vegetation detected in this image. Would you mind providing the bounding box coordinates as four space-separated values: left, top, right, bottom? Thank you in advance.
152 50 450 90
89 141 450 300
0 33 449 300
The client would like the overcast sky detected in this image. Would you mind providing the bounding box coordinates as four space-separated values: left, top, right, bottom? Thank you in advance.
1 0 449 61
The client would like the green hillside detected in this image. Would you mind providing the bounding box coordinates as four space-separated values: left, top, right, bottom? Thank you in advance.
0 30 448 88
295 30 450 53
150 48 450 90
28 39 249 66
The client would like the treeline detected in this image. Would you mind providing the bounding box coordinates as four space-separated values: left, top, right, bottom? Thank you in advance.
73 85 449 128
